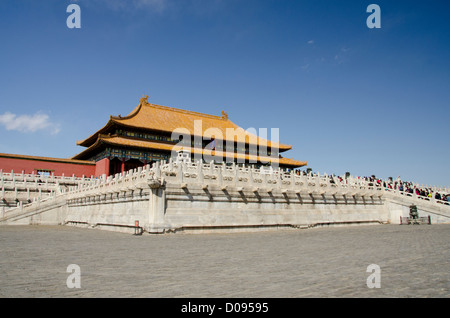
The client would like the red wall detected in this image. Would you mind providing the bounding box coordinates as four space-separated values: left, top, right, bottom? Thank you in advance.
94 157 110 177
0 154 96 178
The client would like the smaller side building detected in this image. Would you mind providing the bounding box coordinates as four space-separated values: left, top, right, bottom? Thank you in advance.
0 153 96 178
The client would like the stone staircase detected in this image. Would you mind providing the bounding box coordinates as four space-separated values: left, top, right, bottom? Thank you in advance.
0 170 95 222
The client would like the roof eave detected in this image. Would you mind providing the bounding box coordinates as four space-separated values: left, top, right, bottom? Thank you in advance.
76 119 117 147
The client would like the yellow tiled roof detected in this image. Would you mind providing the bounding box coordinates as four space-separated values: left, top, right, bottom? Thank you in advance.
0 153 95 165
73 135 306 167
77 98 292 151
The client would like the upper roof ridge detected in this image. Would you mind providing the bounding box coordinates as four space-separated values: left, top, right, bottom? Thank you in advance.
146 103 227 121
110 96 229 122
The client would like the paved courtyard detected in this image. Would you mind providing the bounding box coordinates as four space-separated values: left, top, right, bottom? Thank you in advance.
0 224 448 298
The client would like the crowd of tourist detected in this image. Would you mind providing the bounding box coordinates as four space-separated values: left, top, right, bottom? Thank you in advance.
357 175 449 203
291 169 449 204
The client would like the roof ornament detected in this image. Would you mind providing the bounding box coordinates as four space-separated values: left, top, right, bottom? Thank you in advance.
140 94 149 105
221 110 228 120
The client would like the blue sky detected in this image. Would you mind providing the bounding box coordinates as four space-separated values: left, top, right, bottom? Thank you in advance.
0 0 449 186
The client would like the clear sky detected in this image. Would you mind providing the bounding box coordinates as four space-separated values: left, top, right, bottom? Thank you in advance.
0 0 449 186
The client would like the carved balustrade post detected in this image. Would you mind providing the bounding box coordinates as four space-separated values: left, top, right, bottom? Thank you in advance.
198 161 204 185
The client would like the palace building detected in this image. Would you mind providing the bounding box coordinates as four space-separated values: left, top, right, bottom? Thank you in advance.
1 95 306 177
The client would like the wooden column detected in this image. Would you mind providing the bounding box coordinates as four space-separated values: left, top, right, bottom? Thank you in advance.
121 158 125 174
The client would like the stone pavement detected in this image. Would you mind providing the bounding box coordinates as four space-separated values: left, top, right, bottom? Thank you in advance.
0 224 448 298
